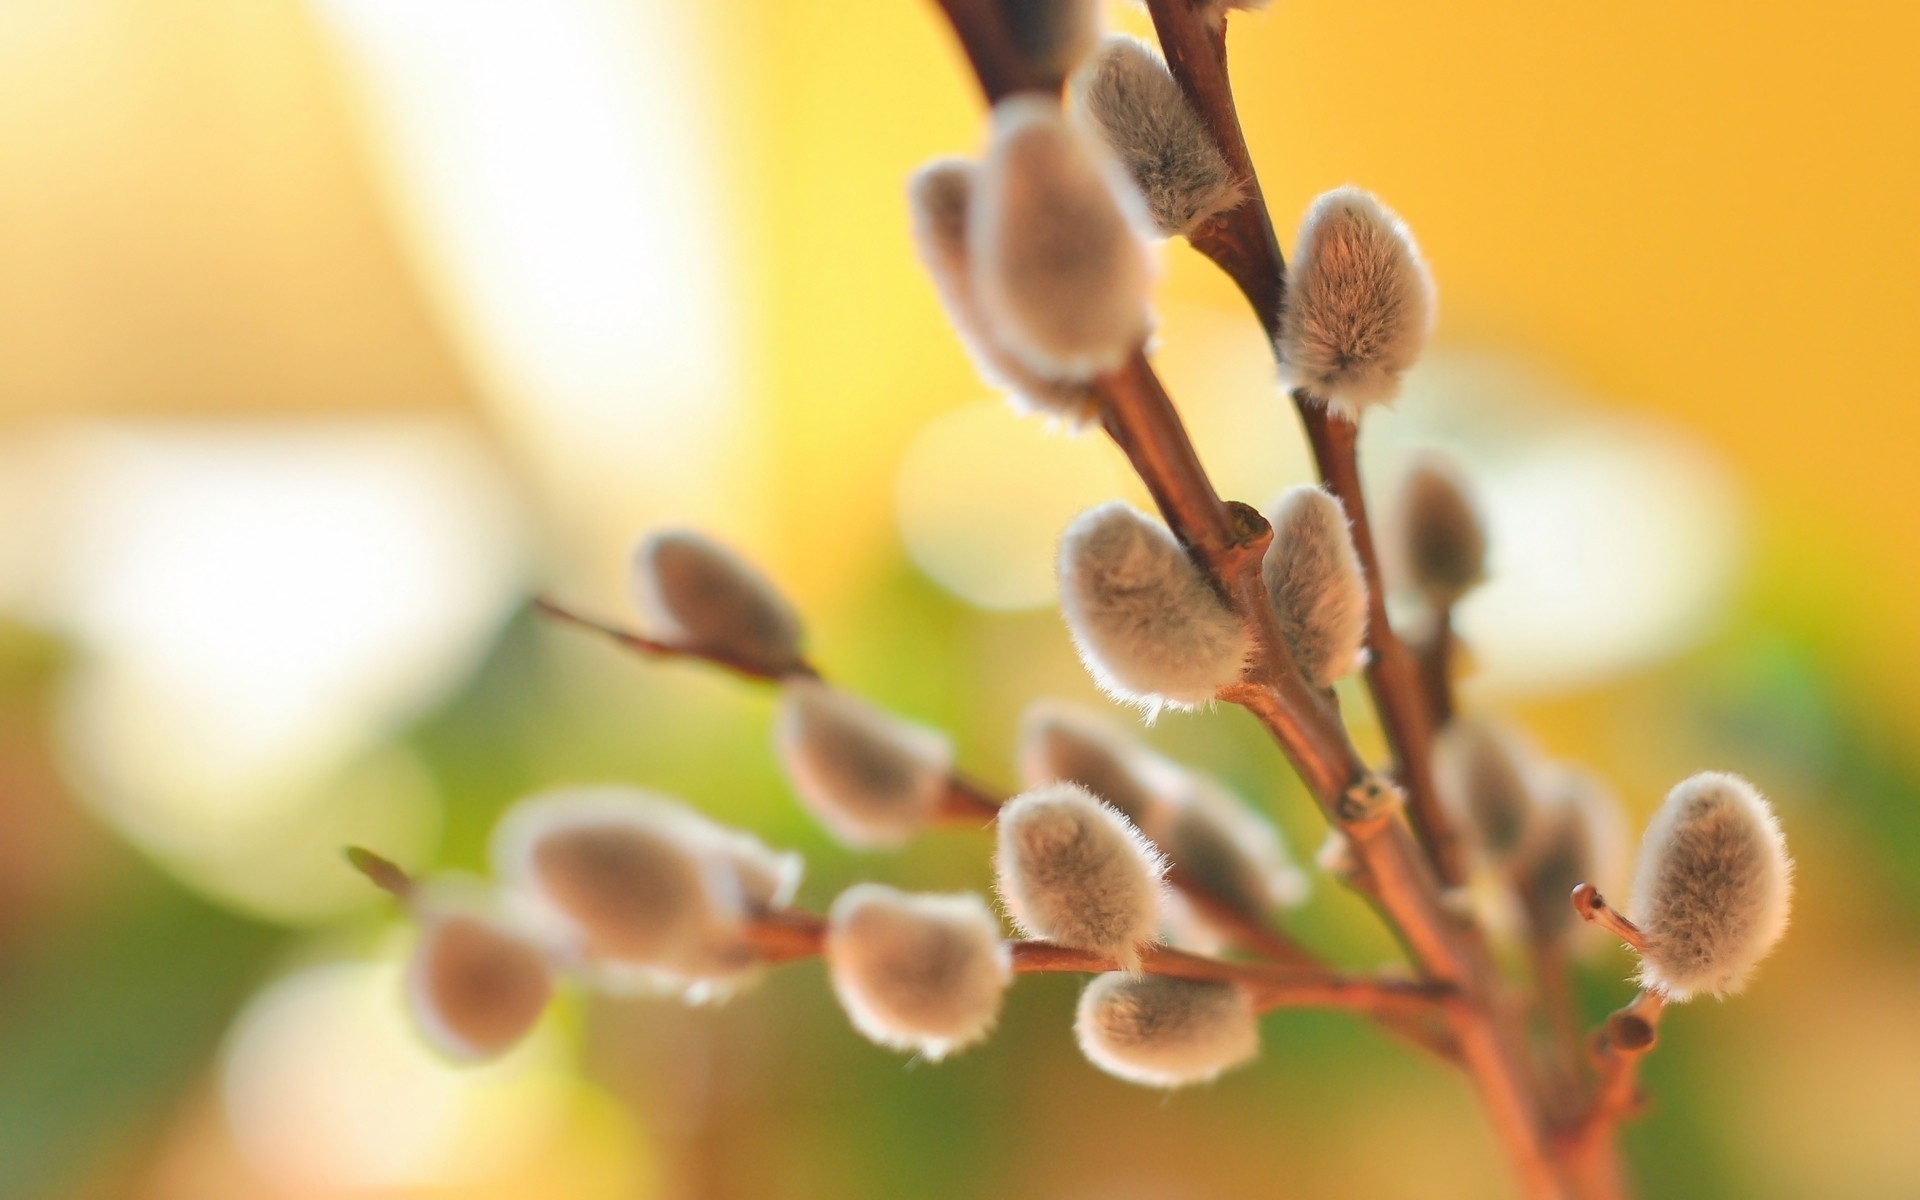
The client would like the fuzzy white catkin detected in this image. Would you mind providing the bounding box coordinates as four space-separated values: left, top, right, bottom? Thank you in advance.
971 97 1155 380
1074 973 1259 1088
1279 186 1434 416
1629 772 1792 1001
774 680 953 848
406 898 554 1063
1434 718 1540 863
1390 451 1488 611
1016 701 1172 829
1262 486 1369 688
492 787 744 970
1158 774 1310 916
996 783 1167 970
1515 768 1624 941
1057 501 1251 713
908 159 1098 421
1073 37 1242 238
632 531 805 676
825 884 1013 1061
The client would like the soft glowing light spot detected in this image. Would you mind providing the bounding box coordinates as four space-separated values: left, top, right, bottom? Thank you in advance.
221 960 569 1190
895 401 1128 610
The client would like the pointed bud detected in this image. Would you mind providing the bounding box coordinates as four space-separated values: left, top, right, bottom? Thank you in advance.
1390 450 1487 611
1058 501 1250 714
774 680 954 848
1515 768 1625 942
1262 486 1370 688
1279 187 1434 415
493 787 741 969
1074 973 1259 1088
632 531 805 675
1000 0 1100 79
1630 772 1792 1001
1435 718 1540 863
406 890 555 1063
1158 773 1309 915
826 884 1012 1061
971 98 1155 380
909 159 1099 421
1072 37 1243 238
1017 700 1172 829
996 783 1166 970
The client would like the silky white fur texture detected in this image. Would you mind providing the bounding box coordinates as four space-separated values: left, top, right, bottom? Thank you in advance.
1074 972 1259 1088
1073 37 1243 237
774 679 953 848
970 98 1155 380
1262 486 1370 688
1390 450 1487 611
1057 501 1251 714
1279 186 1434 415
995 783 1167 970
825 884 1012 1061
908 158 1098 421
1434 718 1540 863
405 891 554 1063
1629 772 1792 1001
632 531 805 676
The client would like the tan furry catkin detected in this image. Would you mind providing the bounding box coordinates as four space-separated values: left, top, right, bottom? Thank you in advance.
1262 486 1370 688
825 884 1012 1061
1016 700 1173 828
493 788 741 968
1057 501 1251 713
1434 718 1540 863
1157 773 1309 916
970 97 1155 380
1514 768 1623 941
995 783 1167 970
1279 186 1434 416
632 531 805 676
774 679 953 848
405 897 554 1063
1390 450 1488 611
907 159 1098 421
1001 0 1101 79
1074 972 1259 1088
1073 37 1243 238
1629 772 1792 1001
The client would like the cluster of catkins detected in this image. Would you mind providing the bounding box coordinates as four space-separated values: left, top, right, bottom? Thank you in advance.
377 0 1792 1103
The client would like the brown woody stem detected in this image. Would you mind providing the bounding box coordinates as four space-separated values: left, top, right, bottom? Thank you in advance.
532 596 820 683
1572 884 1647 953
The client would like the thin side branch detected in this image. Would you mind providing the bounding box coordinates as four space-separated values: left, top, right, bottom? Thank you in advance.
1572 884 1646 953
532 596 819 683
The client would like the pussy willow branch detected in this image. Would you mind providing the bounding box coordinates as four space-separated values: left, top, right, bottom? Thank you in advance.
742 907 1451 1023
535 597 1316 968
920 5 1562 1194
1558 992 1665 1199
1138 0 1465 888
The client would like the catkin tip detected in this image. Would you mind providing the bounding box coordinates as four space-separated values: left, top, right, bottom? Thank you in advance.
1390 450 1488 611
632 530 804 675
1074 972 1260 1088
825 884 1012 1061
995 783 1167 968
775 680 953 848
1262 486 1369 688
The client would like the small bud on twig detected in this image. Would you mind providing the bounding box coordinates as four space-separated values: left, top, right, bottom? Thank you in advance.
996 783 1167 970
1261 486 1370 688
1279 186 1434 416
1434 718 1539 864
1074 972 1260 1088
632 531 806 677
971 98 1156 380
1072 37 1244 238
406 892 556 1063
1057 501 1251 714
825 884 1013 1061
1627 772 1792 1001
1389 450 1488 612
908 159 1098 421
774 680 954 848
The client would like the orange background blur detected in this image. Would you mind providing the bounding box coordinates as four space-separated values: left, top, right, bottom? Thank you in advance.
2 3 1917 1198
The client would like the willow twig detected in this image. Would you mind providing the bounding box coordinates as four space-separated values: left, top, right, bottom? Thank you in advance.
531 596 819 683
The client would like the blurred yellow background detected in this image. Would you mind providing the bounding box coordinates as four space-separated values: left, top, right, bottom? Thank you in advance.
2 2 1917 1198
